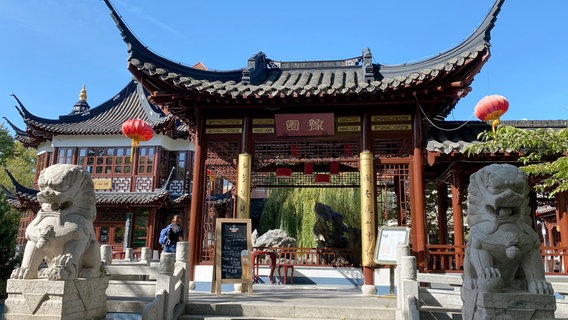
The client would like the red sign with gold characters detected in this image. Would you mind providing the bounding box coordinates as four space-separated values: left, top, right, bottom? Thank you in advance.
275 113 335 137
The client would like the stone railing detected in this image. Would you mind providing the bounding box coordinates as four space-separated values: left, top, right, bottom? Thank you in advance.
101 242 189 320
399 244 568 319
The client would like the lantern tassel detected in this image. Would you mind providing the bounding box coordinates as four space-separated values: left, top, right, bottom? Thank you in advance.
130 138 140 162
491 118 500 135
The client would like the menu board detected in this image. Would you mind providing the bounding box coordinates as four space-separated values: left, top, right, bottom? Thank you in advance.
373 226 410 265
212 218 253 295
220 222 248 279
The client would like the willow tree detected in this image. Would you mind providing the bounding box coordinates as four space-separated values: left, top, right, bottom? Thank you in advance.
466 125 568 195
259 188 361 247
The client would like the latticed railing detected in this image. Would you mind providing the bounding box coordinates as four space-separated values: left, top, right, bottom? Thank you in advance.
425 244 568 275
253 247 361 267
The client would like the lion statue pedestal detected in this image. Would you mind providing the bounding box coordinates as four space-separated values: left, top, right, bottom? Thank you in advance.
461 164 556 320
3 164 108 320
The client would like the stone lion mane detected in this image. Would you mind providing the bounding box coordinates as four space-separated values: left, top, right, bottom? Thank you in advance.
11 164 103 280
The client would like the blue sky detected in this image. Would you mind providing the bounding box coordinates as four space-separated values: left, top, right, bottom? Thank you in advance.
1 1 567 134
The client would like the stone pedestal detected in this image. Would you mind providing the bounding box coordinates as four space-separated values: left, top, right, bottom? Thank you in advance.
462 289 556 320
3 277 109 320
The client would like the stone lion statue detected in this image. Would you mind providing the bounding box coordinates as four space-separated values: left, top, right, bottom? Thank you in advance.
11 164 103 280
463 164 552 296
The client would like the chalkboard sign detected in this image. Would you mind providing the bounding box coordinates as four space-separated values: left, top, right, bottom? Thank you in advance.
221 221 248 279
373 226 410 265
212 218 253 295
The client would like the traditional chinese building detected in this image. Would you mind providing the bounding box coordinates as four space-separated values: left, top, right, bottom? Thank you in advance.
3 80 194 253
101 0 545 287
7 0 568 290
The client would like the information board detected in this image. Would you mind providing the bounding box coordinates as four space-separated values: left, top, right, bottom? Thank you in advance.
212 218 253 295
373 226 410 265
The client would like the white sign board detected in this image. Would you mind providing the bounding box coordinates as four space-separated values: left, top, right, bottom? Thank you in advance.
373 226 410 265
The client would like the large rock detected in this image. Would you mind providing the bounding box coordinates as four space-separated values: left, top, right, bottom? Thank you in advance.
253 229 296 248
313 202 360 249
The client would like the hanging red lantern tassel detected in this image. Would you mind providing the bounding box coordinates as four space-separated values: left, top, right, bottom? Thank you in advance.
121 119 154 161
474 95 509 133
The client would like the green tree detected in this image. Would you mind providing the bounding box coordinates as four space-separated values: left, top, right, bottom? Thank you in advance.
259 187 361 247
0 192 20 297
466 125 568 195
0 123 36 297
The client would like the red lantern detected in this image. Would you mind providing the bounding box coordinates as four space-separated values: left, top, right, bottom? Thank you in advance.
474 95 509 132
314 174 330 184
275 168 292 178
121 119 154 161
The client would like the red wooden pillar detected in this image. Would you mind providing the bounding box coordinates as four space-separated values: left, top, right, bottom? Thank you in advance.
436 181 448 246
556 192 568 247
410 110 426 270
451 171 464 270
188 111 207 281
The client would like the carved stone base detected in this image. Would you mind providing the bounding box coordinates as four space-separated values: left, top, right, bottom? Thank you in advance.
462 289 556 320
3 277 109 320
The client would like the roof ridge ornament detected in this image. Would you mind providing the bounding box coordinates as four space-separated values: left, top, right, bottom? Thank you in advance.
362 48 374 83
79 84 87 101
71 85 90 115
242 52 267 85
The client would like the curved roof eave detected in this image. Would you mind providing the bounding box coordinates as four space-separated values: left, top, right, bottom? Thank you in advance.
103 0 243 83
15 81 188 137
104 0 504 86
377 0 504 76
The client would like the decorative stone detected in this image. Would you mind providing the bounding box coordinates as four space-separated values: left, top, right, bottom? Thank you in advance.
4 164 108 320
10 164 103 280
461 164 556 319
3 277 109 320
253 229 296 248
312 202 359 250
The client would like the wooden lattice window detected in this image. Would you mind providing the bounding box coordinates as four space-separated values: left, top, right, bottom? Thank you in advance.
56 147 74 164
137 147 155 175
376 163 410 226
78 147 132 175
374 138 411 157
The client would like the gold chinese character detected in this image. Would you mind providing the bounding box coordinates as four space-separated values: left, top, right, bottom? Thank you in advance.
286 120 300 131
308 119 324 131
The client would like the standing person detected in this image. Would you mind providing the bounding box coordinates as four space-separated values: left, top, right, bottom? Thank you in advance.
161 215 183 253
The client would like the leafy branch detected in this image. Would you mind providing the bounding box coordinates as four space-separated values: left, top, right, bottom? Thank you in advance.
465 125 568 195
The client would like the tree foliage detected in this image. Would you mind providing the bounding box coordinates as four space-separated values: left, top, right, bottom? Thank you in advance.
0 123 35 297
259 188 361 247
465 125 568 195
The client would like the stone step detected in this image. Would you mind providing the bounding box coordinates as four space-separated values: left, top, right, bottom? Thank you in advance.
107 296 154 314
419 306 462 320
182 301 396 320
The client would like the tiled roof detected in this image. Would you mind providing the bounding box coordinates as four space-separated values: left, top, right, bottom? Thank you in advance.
426 120 568 155
104 0 504 119
2 167 178 207
11 80 188 147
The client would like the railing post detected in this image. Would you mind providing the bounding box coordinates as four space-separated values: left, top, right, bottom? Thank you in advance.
396 245 411 313
176 241 190 300
400 256 418 320
101 244 113 265
125 248 134 261
141 247 152 266
157 252 175 320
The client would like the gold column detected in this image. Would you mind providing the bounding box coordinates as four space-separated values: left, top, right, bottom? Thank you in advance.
236 153 252 219
360 150 376 266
